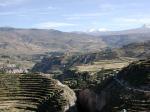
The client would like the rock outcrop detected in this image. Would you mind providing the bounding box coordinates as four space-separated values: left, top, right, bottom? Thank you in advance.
78 89 108 112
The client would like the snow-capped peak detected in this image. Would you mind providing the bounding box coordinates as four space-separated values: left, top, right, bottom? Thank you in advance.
88 28 108 33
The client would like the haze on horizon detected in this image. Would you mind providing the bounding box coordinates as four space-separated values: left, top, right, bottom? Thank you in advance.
0 0 150 31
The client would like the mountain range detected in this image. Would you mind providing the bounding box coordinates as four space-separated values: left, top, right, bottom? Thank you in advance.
0 27 106 55
0 26 150 55
86 25 150 47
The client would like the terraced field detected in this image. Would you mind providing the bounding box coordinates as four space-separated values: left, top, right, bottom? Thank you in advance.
76 59 130 72
112 59 150 112
0 74 76 112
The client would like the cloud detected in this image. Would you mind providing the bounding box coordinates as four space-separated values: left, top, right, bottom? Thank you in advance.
66 3 138 20
0 11 16 15
0 0 26 7
34 22 77 29
0 11 30 16
65 12 105 20
116 18 150 24
0 7 56 16
0 11 51 16
47 6 57 10
65 13 104 17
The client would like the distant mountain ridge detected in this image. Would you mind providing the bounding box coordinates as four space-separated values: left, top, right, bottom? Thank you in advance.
0 27 106 54
86 25 150 47
87 25 150 35
0 26 150 55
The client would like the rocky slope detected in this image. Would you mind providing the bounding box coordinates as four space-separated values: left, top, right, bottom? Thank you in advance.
77 59 150 112
31 49 119 73
0 73 77 112
32 56 66 73
117 59 150 88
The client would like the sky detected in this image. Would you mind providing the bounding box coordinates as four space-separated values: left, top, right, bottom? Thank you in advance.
0 0 150 31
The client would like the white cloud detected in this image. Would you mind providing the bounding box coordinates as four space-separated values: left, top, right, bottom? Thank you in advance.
0 11 51 16
0 0 26 7
0 11 16 15
99 2 142 11
66 13 104 17
116 18 150 24
0 7 56 16
72 13 104 17
34 22 76 29
64 12 106 20
0 11 30 16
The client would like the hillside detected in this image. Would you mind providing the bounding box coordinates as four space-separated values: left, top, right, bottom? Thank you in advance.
69 40 150 64
0 73 77 112
32 41 149 73
118 41 150 58
77 59 150 112
117 59 150 87
0 27 106 55
31 49 120 73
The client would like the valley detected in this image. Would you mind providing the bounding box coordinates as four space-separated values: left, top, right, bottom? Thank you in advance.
1 0 150 111
0 27 149 112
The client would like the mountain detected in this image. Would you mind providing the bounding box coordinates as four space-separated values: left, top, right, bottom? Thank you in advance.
0 26 150 55
88 25 150 36
0 27 106 55
86 25 150 47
